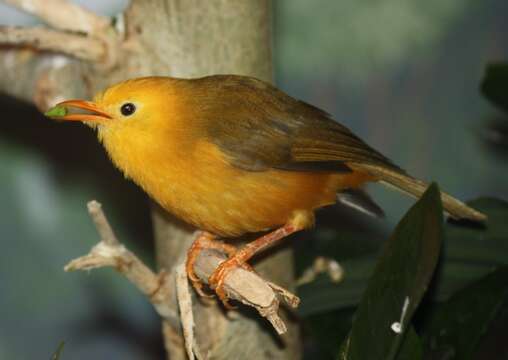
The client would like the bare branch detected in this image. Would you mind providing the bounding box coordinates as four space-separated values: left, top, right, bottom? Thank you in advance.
0 26 105 62
86 200 120 246
176 263 205 360
64 200 180 328
0 47 89 110
3 0 110 34
175 264 195 360
65 200 299 340
296 256 345 286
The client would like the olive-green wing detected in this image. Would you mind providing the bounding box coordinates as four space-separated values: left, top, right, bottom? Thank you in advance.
198 75 401 173
195 75 487 222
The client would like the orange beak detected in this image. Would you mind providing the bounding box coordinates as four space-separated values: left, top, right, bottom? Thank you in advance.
51 100 112 122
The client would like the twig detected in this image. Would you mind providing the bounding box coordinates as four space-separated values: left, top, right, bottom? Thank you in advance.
3 0 110 34
0 26 105 62
64 200 179 327
176 263 204 360
296 256 345 286
66 200 300 347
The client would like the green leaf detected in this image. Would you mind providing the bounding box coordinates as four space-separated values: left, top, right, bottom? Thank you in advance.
432 197 508 301
304 308 356 359
51 341 65 360
396 327 423 360
337 325 424 360
423 265 508 359
298 198 508 317
480 63 508 112
339 183 443 360
44 105 68 118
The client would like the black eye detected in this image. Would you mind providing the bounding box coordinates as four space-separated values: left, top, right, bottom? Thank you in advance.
120 103 136 116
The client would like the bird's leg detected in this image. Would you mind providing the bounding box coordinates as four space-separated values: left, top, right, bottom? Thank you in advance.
185 231 253 297
208 223 301 308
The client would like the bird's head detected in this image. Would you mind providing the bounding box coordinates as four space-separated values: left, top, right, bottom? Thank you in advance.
45 77 185 140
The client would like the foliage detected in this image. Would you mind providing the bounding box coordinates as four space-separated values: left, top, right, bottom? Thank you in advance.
339 183 442 360
299 192 508 359
481 63 508 112
298 64 508 359
480 63 508 157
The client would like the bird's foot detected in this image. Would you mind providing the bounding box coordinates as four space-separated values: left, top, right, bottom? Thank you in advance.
208 256 247 309
186 232 215 298
188 223 302 308
186 231 253 302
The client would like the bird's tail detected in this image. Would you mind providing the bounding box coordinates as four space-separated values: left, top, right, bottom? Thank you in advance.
353 164 487 222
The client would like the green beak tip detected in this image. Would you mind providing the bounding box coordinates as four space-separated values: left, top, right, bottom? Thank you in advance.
44 105 68 118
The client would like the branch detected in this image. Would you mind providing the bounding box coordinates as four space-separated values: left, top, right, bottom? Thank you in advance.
175 263 205 360
65 200 300 340
192 248 300 335
296 256 345 286
0 47 90 110
0 26 105 62
3 0 110 34
64 201 180 328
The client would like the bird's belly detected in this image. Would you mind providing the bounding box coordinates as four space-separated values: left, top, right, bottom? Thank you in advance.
145 160 370 237
159 170 335 236
117 140 371 237
187 169 339 236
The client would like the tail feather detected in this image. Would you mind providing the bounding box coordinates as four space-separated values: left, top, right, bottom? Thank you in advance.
354 164 487 222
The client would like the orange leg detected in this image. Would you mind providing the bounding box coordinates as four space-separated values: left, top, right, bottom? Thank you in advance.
208 223 301 307
186 231 253 297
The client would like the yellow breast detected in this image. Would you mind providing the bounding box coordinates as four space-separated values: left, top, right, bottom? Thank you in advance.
100 125 370 237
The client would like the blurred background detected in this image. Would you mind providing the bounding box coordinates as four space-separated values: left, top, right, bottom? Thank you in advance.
0 0 507 358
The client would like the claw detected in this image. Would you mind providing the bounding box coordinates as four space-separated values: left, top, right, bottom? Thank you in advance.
187 224 302 308
186 231 247 306
192 279 215 298
208 258 243 309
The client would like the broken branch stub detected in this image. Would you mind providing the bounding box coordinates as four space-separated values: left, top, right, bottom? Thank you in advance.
193 248 300 335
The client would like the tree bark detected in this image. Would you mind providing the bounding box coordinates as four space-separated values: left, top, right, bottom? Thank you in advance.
0 0 300 358
136 1 299 358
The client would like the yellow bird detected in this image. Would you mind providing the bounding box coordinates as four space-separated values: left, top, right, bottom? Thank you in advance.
46 75 486 304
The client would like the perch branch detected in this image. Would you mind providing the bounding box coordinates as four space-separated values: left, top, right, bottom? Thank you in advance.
65 200 300 340
0 26 105 62
3 0 110 34
193 248 300 335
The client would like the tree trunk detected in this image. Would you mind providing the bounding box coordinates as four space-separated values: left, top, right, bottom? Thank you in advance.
0 0 300 358
134 1 300 358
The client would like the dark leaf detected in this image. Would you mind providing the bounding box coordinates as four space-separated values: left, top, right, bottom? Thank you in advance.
298 198 508 316
339 183 443 360
432 198 508 301
480 119 508 158
303 308 355 360
423 265 508 360
480 63 508 112
396 327 423 360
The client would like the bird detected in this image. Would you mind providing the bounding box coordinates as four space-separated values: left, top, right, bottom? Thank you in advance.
46 75 486 305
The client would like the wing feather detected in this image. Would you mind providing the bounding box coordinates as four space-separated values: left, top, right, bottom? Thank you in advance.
194 75 402 174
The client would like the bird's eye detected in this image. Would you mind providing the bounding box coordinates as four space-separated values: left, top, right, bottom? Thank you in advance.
120 103 136 116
